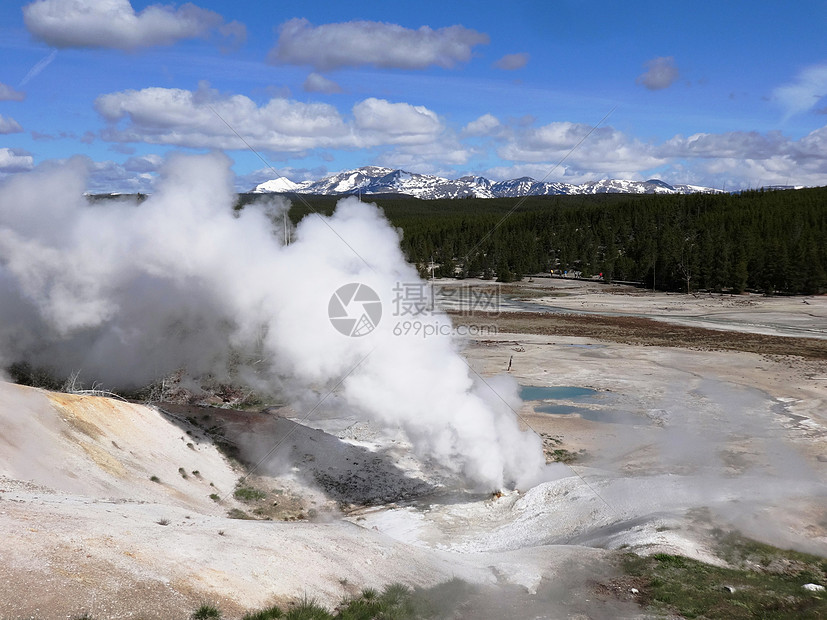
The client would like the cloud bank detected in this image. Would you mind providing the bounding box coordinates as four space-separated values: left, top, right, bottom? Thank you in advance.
95 84 449 152
81 79 827 189
459 112 827 188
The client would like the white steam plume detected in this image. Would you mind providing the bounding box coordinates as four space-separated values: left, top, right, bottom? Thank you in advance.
0 153 546 490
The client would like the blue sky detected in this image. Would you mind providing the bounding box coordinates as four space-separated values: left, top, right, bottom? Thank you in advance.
1 0 826 191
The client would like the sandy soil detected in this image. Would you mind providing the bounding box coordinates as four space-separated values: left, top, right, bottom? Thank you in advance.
1 281 825 618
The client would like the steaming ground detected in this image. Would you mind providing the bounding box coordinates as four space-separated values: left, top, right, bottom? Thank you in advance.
352 334 827 562
0 382 630 618
1 308 825 617
0 154 544 491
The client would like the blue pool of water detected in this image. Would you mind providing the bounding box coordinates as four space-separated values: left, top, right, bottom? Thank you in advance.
520 385 599 401
521 385 641 424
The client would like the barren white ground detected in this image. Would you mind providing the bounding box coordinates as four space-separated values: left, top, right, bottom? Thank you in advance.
1 283 825 618
436 276 827 339
358 334 826 557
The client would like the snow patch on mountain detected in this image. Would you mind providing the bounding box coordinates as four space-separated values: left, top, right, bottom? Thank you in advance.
254 177 308 193
253 167 721 199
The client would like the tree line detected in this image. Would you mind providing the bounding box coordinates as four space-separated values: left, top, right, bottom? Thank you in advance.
244 187 827 294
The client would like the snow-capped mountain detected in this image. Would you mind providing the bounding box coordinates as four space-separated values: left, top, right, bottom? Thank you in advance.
253 167 721 199
254 177 305 193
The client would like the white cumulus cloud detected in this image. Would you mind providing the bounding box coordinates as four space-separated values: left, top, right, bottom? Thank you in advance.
374 134 473 172
94 85 452 155
23 0 245 50
660 131 789 159
462 113 502 137
268 18 489 71
95 84 350 151
499 121 664 175
658 126 827 188
352 98 444 145
0 148 34 172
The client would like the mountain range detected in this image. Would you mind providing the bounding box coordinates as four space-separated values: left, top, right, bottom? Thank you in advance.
253 166 720 199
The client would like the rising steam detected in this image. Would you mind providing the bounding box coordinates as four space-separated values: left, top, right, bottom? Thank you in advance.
0 153 546 490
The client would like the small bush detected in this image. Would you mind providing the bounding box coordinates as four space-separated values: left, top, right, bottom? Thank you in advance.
335 583 419 619
242 605 283 620
192 603 222 619
149 475 161 483
380 582 412 607
284 597 333 620
210 493 220 502
156 518 170 526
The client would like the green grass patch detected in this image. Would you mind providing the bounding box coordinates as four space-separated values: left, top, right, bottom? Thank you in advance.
547 447 583 463
620 535 827 619
242 605 283 620
716 531 827 574
227 508 254 520
284 598 333 619
226 580 470 620
234 486 267 502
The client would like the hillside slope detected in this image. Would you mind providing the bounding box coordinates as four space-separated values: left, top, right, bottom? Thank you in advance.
0 382 613 618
